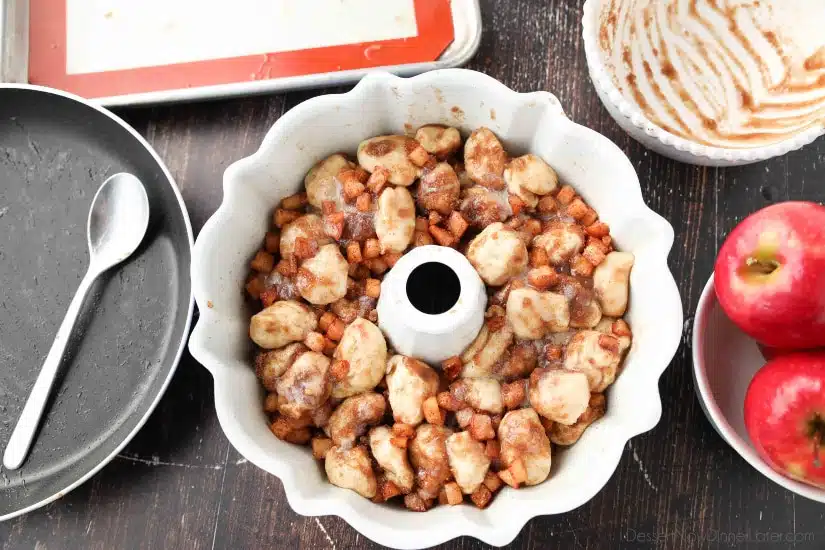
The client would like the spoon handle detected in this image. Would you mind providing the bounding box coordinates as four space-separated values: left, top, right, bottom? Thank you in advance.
3 270 98 470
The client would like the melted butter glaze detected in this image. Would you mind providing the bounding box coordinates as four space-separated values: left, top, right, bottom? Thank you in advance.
599 0 825 148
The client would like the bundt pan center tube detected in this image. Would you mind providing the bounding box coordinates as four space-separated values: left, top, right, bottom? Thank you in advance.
377 245 487 365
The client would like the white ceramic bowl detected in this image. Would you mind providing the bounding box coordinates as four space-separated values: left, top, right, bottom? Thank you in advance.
581 0 825 167
692 276 825 503
188 68 684 548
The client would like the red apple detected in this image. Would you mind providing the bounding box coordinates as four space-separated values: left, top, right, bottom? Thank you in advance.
744 352 825 489
715 201 825 349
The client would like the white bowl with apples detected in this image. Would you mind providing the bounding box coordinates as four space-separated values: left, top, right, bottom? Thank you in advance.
693 202 825 503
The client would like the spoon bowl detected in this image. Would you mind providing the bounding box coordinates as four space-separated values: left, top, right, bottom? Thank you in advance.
88 173 150 270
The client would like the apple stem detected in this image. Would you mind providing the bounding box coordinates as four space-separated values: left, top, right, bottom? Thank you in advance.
813 416 824 468
744 257 780 275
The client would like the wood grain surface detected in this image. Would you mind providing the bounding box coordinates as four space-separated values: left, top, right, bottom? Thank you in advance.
3 1 825 548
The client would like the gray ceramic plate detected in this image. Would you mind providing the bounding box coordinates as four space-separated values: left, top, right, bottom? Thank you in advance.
0 85 194 519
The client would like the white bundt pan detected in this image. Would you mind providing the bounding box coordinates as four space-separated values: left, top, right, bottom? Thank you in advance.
188 69 684 549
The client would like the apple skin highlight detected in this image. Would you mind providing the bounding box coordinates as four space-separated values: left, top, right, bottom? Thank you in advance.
715 201 825 349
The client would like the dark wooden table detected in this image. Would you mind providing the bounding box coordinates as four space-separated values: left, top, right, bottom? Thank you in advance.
3 1 825 548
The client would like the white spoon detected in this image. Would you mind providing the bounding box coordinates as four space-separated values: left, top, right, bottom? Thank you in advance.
3 173 150 470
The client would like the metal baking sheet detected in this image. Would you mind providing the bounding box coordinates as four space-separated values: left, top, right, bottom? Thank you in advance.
3 0 481 107
0 0 27 83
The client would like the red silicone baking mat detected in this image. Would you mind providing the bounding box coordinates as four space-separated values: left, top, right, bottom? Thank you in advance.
28 0 457 102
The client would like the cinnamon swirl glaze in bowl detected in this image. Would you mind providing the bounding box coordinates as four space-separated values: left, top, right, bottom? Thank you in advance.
583 0 825 166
